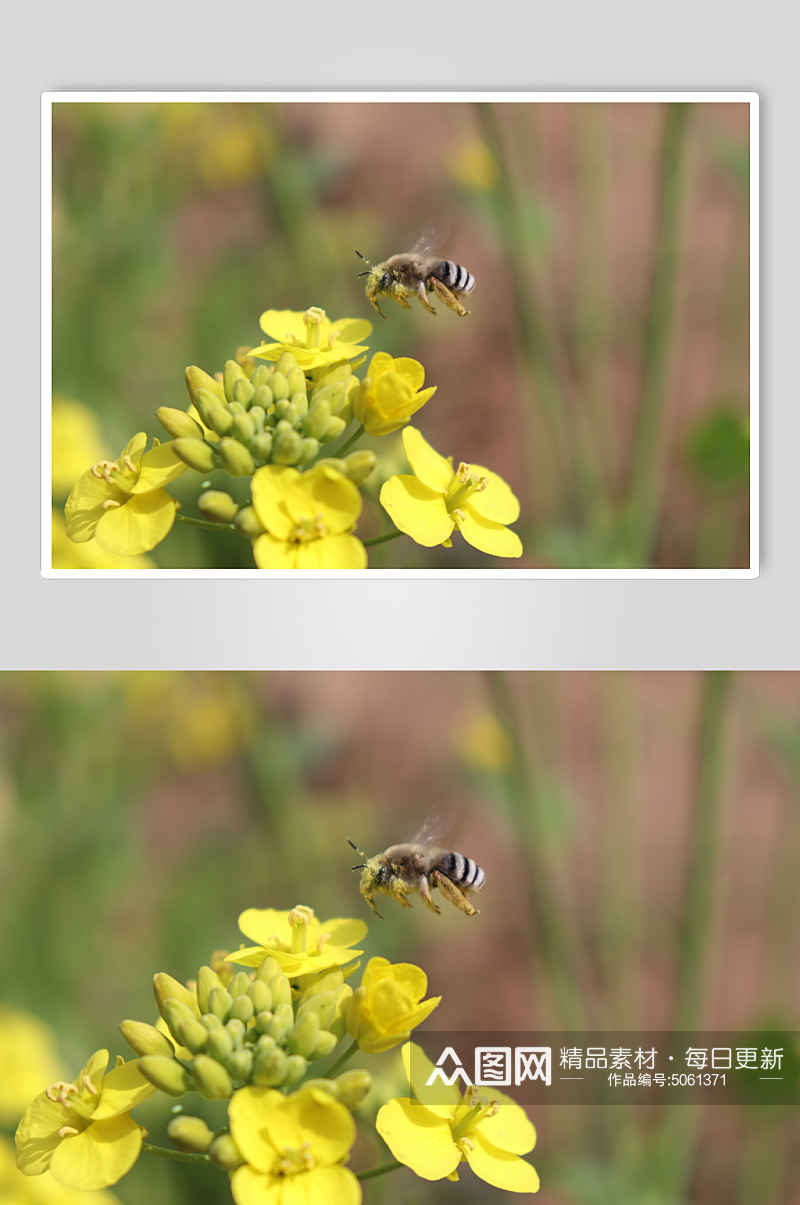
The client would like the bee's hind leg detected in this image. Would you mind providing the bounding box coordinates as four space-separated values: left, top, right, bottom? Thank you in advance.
430 278 470 317
418 875 442 915
415 281 438 315
431 870 479 917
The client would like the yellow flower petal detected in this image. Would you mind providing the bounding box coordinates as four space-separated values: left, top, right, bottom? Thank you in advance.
295 534 367 569
458 507 523 558
316 918 368 947
94 490 178 556
473 1088 536 1155
15 1094 75 1176
380 477 453 547
251 466 301 539
283 1166 362 1205
283 468 361 536
129 443 187 495
330 318 372 345
466 1131 540 1193
252 533 300 569
231 1165 283 1205
48 1116 143 1191
64 474 127 543
401 428 453 494
268 1089 354 1167
402 1043 461 1112
392 358 426 392
90 1062 155 1121
375 1098 459 1181
465 467 521 525
258 310 308 345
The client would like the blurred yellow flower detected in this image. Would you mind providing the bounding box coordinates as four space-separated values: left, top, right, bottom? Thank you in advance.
353 353 436 437
453 712 512 772
0 1138 122 1205
0 1008 64 1127
346 958 440 1054
448 139 498 191
52 397 109 498
52 512 156 571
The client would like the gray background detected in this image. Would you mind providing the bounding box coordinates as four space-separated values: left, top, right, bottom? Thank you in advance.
3 2 790 669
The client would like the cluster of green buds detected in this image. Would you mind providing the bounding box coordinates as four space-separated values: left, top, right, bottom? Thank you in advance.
120 957 370 1167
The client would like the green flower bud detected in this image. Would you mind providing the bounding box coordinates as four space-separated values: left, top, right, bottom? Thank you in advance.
295 1077 339 1098
299 970 344 1005
186 366 225 407
206 406 234 437
253 1044 287 1087
273 399 291 423
255 956 283 984
283 402 303 429
192 1054 233 1100
328 984 354 1041
175 1015 209 1055
167 1115 214 1154
201 1012 223 1030
206 1025 234 1063
230 995 255 1024
232 412 256 443
234 505 266 539
139 1055 191 1097
339 397 355 427
224 359 248 405
207 986 233 1024
297 990 337 1029
322 415 347 443
255 1011 274 1034
256 1034 277 1054
270 372 290 402
119 1020 175 1059
283 1055 308 1086
227 401 246 418
312 458 348 475
274 352 299 377
286 367 307 397
197 491 239 523
226 1048 254 1080
234 378 255 408
266 1003 294 1044
346 986 365 1040
251 365 271 390
286 1012 319 1059
208 1134 245 1172
290 391 309 420
248 433 273 461
196 966 224 1014
268 974 292 1008
272 427 303 465
218 437 256 477
248 405 267 431
310 1030 339 1061
228 972 252 999
172 438 218 474
162 997 200 1042
334 1069 372 1109
264 410 278 428
156 407 205 441
225 1017 246 1048
344 450 376 484
297 438 320 465
253 384 273 410
303 399 331 441
247 980 272 1014
312 382 345 415
192 387 225 428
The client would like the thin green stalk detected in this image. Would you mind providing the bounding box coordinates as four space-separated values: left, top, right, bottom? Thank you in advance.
330 423 365 460
362 529 404 549
356 1160 402 1182
626 102 693 562
485 672 586 1031
475 104 581 522
175 512 236 534
655 670 732 1197
141 1142 215 1167
325 1037 359 1078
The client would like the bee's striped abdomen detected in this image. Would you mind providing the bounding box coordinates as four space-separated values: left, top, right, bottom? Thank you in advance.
441 851 486 891
435 261 476 296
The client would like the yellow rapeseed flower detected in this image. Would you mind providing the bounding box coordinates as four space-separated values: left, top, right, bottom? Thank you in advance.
380 427 523 558
64 434 186 556
0 1137 123 1205
15 1051 155 1190
229 905 366 978
376 1043 539 1193
346 958 440 1054
251 464 367 569
229 1086 361 1205
251 308 371 372
353 353 436 437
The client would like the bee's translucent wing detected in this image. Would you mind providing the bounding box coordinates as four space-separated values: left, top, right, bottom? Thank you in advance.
409 809 456 850
410 221 450 258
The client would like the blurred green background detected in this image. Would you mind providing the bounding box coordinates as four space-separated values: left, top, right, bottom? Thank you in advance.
50 100 751 570
1 671 798 1203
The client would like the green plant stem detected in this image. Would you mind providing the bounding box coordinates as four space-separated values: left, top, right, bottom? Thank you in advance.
331 424 365 459
626 102 692 562
141 1142 214 1166
356 1160 403 1182
174 512 236 534
362 529 404 549
325 1037 359 1077
655 670 732 1198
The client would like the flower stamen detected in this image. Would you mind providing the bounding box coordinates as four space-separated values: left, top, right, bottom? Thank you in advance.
102 499 122 510
57 1125 80 1138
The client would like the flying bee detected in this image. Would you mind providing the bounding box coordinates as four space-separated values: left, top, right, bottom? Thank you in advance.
347 818 485 920
354 230 475 320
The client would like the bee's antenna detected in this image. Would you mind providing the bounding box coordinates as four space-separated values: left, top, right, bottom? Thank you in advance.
354 249 372 275
347 838 367 868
